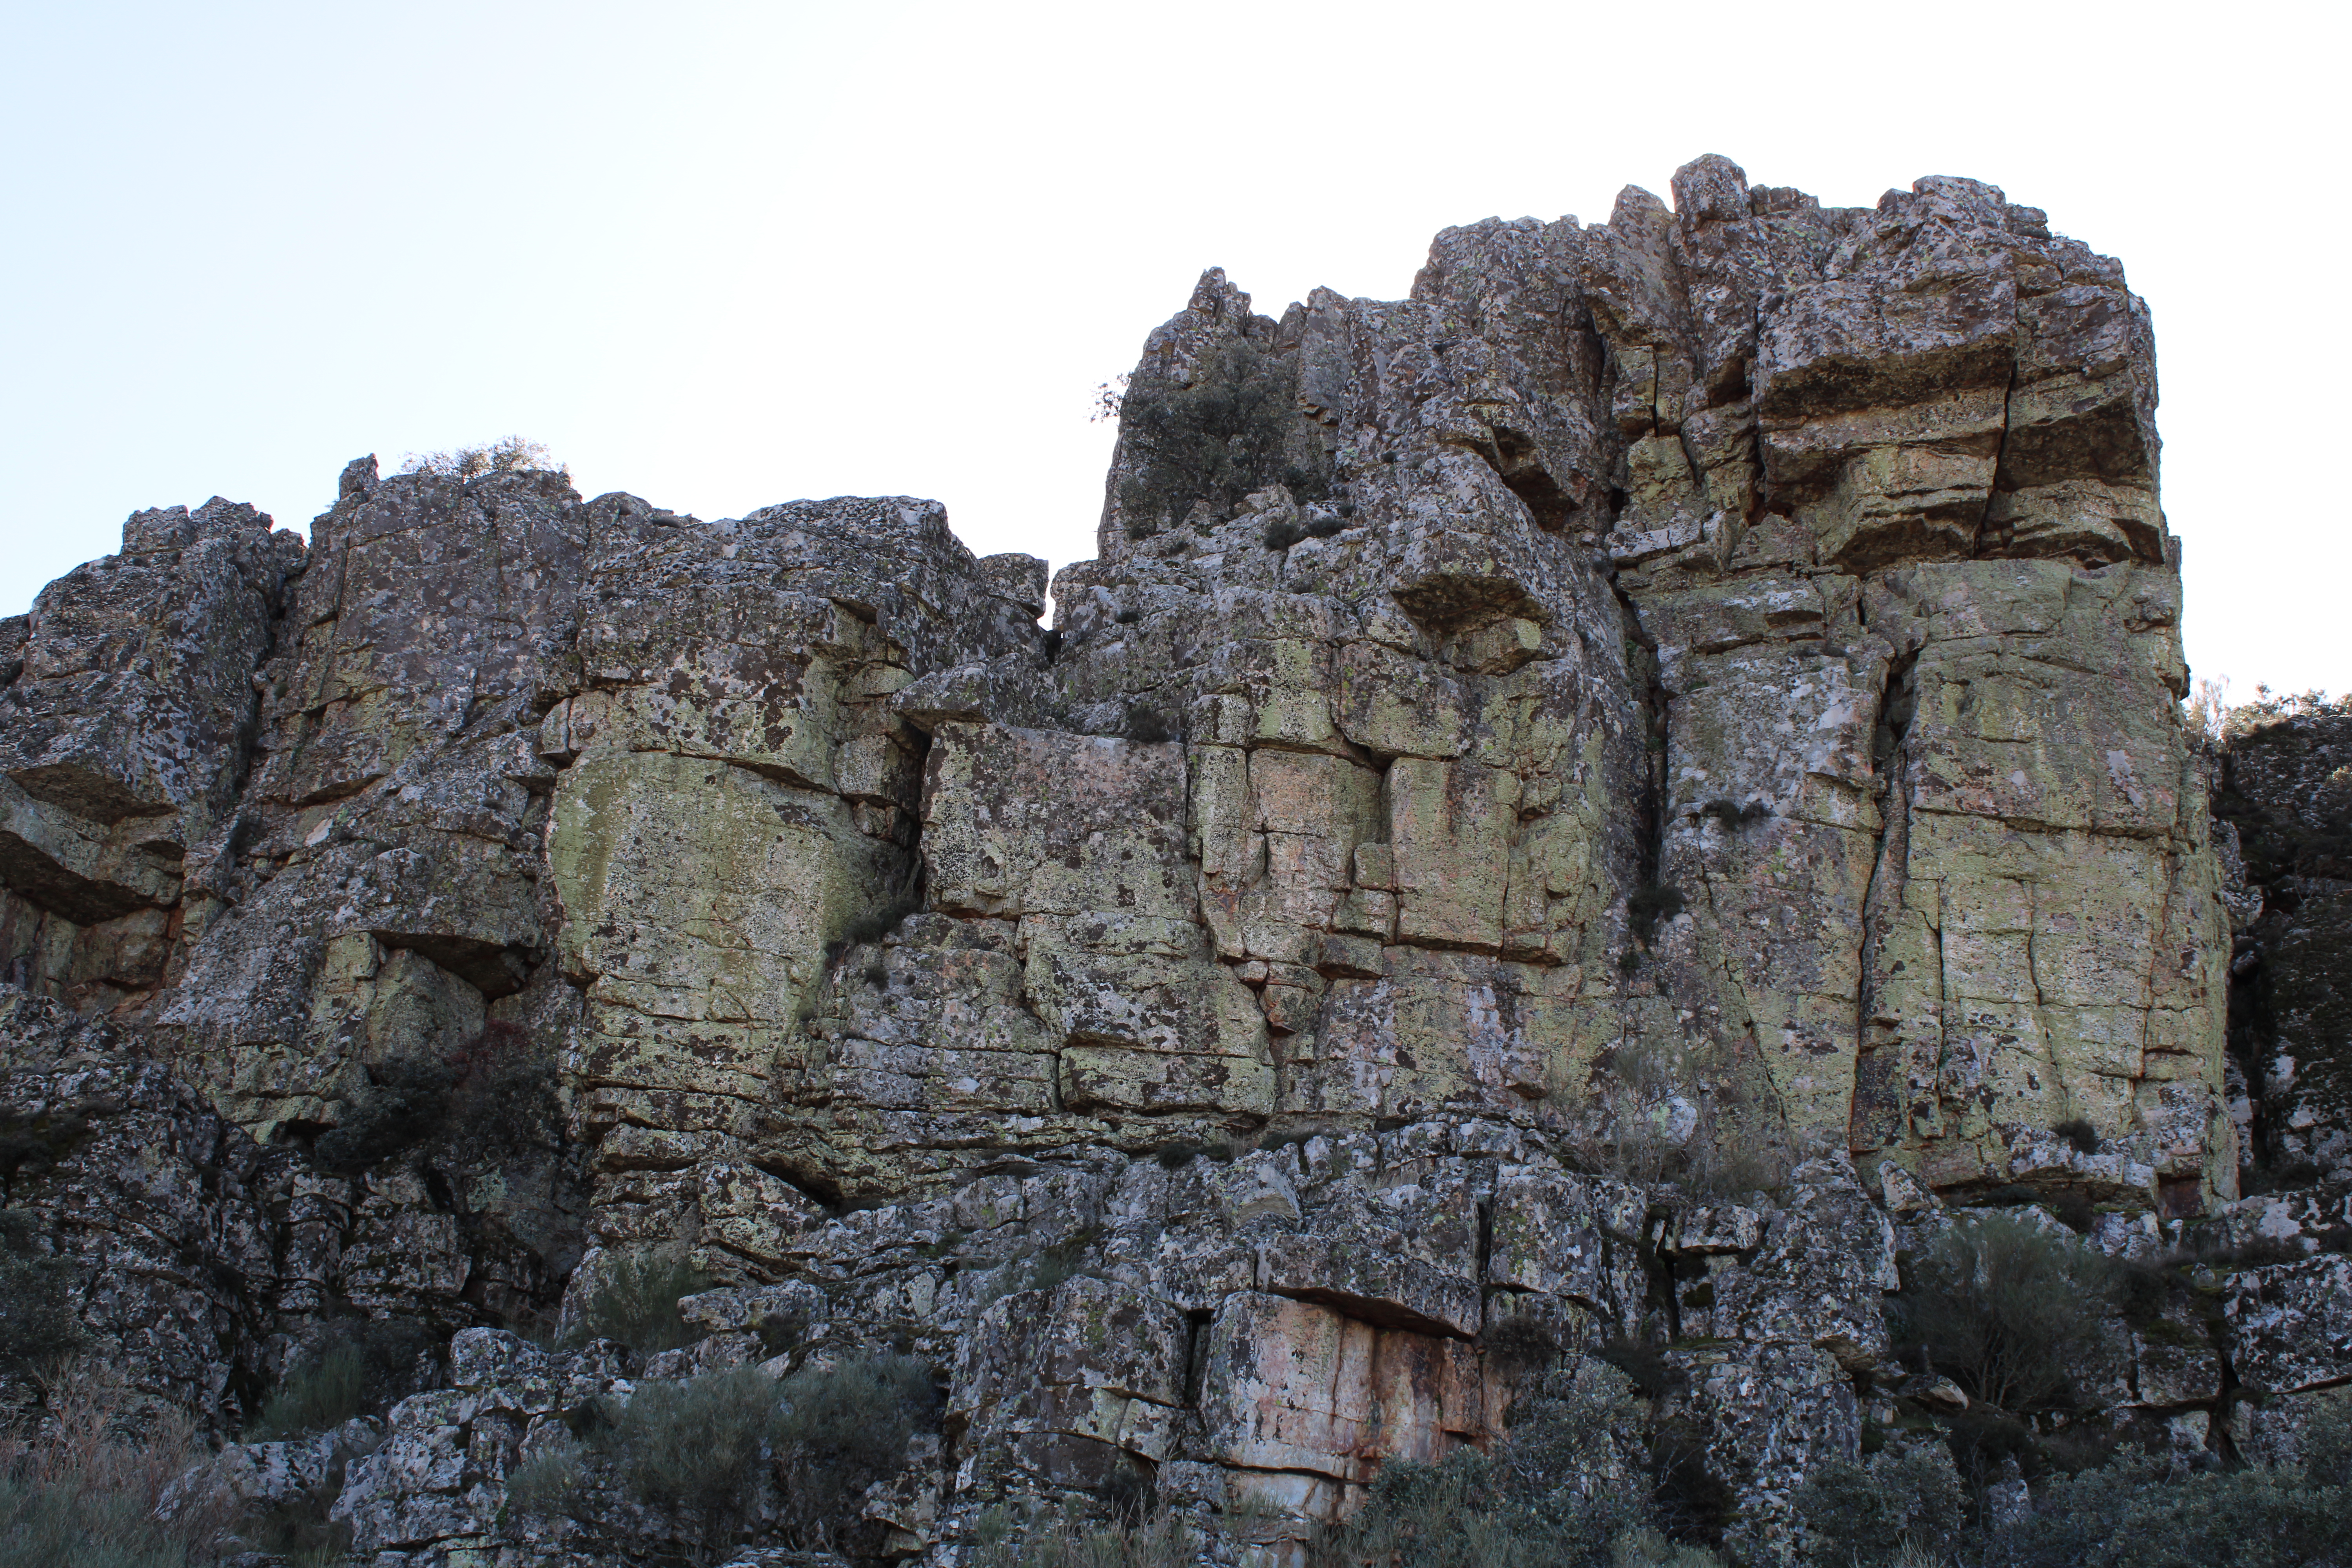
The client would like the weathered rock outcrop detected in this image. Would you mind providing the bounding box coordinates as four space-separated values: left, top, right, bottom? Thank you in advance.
2214 696 2352 1183
0 154 2323 1566
0 499 303 1014
0 987 292 1435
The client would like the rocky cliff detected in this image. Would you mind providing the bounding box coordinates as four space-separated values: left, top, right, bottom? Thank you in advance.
1 155 2344 1566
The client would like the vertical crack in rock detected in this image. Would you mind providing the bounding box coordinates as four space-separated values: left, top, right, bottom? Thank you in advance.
1851 649 1920 1153
1974 362 2020 555
1609 576 1670 907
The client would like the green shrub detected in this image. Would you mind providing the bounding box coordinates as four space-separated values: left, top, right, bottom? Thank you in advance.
311 1054 454 1175
0 1363 229 1567
612 1367 780 1549
0 1477 203 1568
243 1486 351 1567
1893 1214 2111 1413
1782 1380 2352 1567
769 1352 937 1547
1791 1445 1966 1567
1980 1460 2352 1568
1116 338 1328 537
976 1504 1196 1568
1570 1036 1788 1199
1314 1357 1720 1566
1610 1528 1726 1567
1264 512 1347 550
1026 1248 1087 1296
1042 1504 1191 1566
503 1436 584 1518
250 1342 368 1440
1317 1448 1681 1566
248 1317 430 1439
313 1023 561 1176
563 1243 711 1354
971 1231 1105 1312
1679 1100 1792 1202
398 436 564 480
2304 1395 2352 1488
1319 1448 1593 1565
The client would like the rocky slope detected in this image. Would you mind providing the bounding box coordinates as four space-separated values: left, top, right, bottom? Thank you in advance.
0 155 2344 1565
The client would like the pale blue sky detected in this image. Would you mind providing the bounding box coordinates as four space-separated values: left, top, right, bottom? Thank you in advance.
4 1 2345 700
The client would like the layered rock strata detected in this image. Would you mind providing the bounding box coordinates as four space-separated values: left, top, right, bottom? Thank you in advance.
0 154 2303 1565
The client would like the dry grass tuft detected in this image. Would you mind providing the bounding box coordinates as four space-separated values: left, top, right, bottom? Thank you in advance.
0 1360 234 1567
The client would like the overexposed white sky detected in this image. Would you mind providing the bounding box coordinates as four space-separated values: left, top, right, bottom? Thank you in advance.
2 2 2345 699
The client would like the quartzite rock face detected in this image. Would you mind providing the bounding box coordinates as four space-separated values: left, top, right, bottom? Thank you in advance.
0 499 302 1014
0 155 2298 1565
0 988 294 1436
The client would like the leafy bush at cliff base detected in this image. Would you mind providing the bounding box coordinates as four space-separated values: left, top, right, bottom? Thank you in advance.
2307 1396 2352 1488
769 1353 937 1548
249 1316 432 1439
611 1367 781 1551
310 1054 455 1176
0 1478 211 1568
0 1361 230 1567
312 1022 556 1177
503 1435 586 1519
1980 1461 2352 1568
1891 1213 2112 1414
586 1356 936 1557
1312 1359 1728 1566
243 1485 353 1568
1795 1401 2352 1567
561 1243 712 1354
1792 1445 1967 1566
979 1504 1196 1568
1567 1038 1789 1200
1314 1450 1607 1567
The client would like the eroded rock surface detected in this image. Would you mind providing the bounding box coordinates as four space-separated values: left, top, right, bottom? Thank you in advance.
0 155 2325 1566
